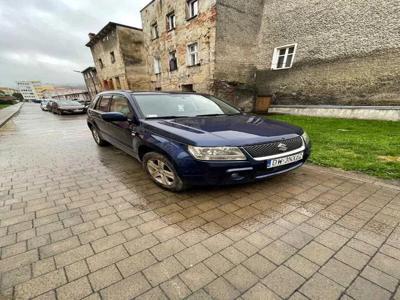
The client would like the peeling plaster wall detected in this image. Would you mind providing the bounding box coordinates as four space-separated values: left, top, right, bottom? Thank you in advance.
140 0 217 93
90 28 127 89
118 27 151 91
213 0 264 111
256 0 400 105
89 26 150 91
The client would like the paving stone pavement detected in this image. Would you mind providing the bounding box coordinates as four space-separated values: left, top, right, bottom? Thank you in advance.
0 103 399 300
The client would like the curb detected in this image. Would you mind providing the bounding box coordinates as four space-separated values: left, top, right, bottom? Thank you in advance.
0 103 24 128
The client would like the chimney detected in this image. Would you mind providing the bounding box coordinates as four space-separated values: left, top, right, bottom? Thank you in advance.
88 33 96 40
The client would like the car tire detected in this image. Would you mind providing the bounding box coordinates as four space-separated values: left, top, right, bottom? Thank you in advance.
143 152 186 192
90 126 108 146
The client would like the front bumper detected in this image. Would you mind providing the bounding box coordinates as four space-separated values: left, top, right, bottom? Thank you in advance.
178 145 311 186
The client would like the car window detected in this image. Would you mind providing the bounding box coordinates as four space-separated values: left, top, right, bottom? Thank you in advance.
97 96 112 112
110 95 133 118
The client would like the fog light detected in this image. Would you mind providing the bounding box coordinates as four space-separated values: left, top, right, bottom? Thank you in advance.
231 172 245 181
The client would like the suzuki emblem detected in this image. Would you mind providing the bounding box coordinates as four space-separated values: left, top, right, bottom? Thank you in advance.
278 143 288 152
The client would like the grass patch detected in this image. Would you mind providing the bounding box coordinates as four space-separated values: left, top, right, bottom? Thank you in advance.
0 104 10 110
265 114 400 180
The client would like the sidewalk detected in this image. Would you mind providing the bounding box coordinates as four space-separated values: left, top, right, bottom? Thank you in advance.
0 102 24 127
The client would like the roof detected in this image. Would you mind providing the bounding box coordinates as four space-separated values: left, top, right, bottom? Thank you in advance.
98 90 202 96
86 22 143 47
140 0 156 12
81 66 96 73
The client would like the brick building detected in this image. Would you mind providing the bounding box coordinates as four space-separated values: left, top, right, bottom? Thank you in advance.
140 0 263 111
86 22 150 92
140 0 400 109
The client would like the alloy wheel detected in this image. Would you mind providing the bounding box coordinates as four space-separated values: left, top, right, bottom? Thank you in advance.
146 159 175 186
92 128 100 144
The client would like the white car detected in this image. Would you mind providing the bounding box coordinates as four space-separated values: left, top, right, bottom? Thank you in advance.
40 100 50 111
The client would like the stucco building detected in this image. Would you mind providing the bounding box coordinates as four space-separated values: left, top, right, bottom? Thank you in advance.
16 81 42 101
81 67 101 100
140 0 400 109
140 0 261 110
86 22 150 92
256 0 400 106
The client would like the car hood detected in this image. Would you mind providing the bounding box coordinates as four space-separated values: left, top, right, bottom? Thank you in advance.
142 114 303 147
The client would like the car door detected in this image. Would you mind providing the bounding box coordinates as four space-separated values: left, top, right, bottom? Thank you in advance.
108 94 137 155
90 95 113 140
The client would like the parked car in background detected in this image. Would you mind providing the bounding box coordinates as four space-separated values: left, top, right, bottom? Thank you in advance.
40 100 50 111
77 99 91 112
87 91 311 191
52 100 86 115
46 100 55 112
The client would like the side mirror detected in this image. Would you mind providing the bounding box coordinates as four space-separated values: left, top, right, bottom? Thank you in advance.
102 112 128 122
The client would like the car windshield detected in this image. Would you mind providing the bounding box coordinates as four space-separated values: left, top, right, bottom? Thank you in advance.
133 94 240 119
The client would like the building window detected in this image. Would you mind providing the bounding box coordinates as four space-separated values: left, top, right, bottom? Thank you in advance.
187 0 199 19
115 76 121 89
271 44 297 70
182 84 194 92
187 43 199 66
154 57 161 74
98 58 104 69
169 51 178 71
110 51 115 64
151 23 159 40
167 12 176 31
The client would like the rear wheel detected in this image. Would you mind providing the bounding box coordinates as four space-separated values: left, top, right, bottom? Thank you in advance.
90 126 108 146
143 152 186 192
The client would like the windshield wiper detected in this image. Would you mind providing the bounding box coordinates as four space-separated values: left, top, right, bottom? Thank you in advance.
145 115 191 120
195 114 225 117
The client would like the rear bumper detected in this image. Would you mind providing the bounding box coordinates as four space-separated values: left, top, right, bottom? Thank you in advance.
179 146 311 186
59 109 85 114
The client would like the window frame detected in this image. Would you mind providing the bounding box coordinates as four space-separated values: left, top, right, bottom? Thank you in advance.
151 22 159 40
98 58 104 69
109 94 134 119
271 43 297 70
187 0 199 20
153 57 162 75
166 11 176 31
169 50 178 72
187 42 199 66
96 95 112 112
110 51 116 64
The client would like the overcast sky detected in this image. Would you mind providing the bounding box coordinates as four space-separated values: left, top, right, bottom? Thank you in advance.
0 0 149 88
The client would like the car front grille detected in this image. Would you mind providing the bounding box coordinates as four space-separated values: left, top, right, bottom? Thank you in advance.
243 136 303 158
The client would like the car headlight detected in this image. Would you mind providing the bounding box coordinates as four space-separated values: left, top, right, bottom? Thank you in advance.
301 131 310 145
188 145 247 161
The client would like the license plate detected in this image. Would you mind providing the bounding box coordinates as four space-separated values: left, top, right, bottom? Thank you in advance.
267 152 304 169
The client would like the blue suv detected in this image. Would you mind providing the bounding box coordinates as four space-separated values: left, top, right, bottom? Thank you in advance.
87 91 311 191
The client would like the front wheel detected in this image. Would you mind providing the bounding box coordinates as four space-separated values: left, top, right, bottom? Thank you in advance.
143 152 186 192
90 126 108 146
